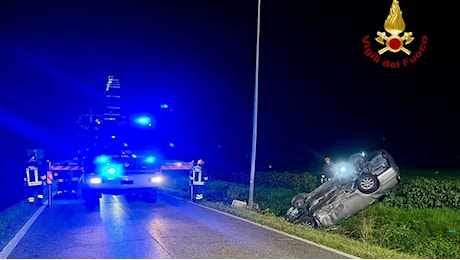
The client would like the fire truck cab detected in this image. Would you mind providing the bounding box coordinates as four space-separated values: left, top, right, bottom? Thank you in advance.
80 149 165 210
74 75 191 210
37 76 192 210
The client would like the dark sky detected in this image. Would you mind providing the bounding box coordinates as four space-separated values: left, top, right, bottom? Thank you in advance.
1 0 458 174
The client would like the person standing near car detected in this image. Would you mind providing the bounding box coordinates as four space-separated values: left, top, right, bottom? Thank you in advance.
321 156 336 184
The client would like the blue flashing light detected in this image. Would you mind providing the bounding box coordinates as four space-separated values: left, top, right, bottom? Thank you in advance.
94 155 110 164
123 143 129 147
135 116 151 126
130 113 156 129
132 154 137 158
169 142 174 147
100 164 124 177
160 104 169 109
144 156 156 164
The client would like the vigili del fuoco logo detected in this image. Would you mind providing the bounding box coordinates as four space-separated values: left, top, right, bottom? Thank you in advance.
362 0 428 68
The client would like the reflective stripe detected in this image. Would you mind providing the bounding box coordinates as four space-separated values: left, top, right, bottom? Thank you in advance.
50 166 84 171
28 197 35 202
196 194 203 200
191 166 205 185
46 171 53 184
25 166 43 186
161 165 192 170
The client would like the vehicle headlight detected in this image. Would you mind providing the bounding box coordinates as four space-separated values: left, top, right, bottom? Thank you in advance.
89 177 102 184
149 176 163 183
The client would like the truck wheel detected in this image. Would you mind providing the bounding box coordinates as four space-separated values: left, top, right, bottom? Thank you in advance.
356 173 380 194
143 189 157 203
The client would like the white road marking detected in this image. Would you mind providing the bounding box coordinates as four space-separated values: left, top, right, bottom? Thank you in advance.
0 205 45 259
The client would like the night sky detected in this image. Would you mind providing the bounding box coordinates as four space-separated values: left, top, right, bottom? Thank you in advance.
1 0 458 177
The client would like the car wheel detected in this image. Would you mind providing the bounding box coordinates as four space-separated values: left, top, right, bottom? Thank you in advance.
293 197 306 207
143 189 158 203
293 214 318 228
356 173 380 194
291 193 308 207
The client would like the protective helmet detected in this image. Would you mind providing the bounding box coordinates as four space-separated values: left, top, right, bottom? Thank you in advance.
197 159 204 166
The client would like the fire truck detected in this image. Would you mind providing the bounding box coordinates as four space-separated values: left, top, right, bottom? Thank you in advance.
49 158 84 198
50 75 193 209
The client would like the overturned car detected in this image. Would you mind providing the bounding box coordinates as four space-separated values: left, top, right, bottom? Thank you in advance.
285 149 400 228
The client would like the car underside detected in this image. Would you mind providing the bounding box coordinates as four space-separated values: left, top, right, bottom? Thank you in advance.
286 149 400 228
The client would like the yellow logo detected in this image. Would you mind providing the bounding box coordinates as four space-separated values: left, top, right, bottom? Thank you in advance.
362 0 428 68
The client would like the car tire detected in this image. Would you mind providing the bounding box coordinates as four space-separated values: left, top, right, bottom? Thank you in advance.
356 173 380 194
291 193 308 207
293 213 318 228
292 197 306 207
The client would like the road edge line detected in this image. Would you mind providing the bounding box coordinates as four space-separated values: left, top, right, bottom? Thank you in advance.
161 192 359 259
0 205 45 259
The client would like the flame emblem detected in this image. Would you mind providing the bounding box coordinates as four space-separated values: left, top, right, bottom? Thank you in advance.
375 0 414 55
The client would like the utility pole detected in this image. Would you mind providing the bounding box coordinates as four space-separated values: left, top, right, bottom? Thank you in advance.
249 0 261 209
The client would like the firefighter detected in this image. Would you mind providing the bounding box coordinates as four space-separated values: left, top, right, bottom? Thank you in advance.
24 155 46 206
320 155 336 184
189 159 208 202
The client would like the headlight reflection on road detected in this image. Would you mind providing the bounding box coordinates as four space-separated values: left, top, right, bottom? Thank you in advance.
100 195 129 225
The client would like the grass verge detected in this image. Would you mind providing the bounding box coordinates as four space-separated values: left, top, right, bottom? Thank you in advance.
203 201 421 259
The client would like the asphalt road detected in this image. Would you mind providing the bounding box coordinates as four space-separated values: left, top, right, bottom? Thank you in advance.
5 193 356 259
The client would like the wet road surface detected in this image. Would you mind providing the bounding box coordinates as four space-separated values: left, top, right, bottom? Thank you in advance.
7 193 355 259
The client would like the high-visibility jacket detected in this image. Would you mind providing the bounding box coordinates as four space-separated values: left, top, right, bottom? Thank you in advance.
25 165 46 205
189 165 208 185
25 166 45 187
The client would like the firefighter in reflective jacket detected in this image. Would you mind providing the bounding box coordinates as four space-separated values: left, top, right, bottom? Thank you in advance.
189 159 208 202
24 155 46 206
